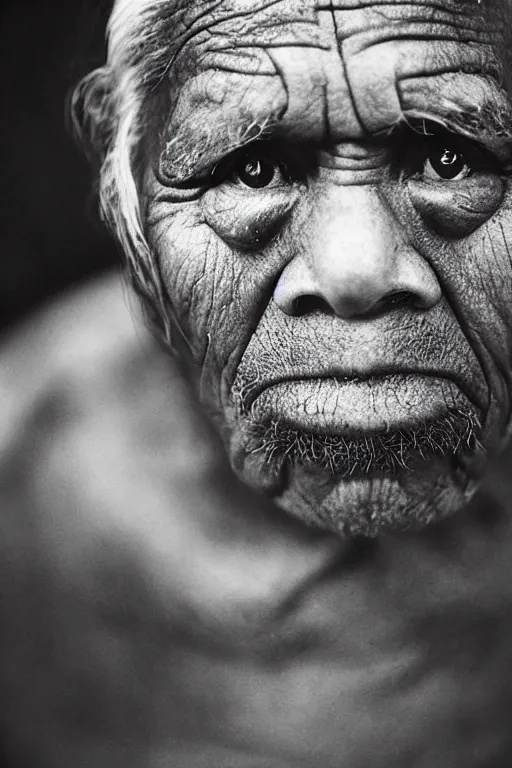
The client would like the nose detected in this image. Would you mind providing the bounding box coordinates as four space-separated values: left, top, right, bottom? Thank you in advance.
273 186 441 318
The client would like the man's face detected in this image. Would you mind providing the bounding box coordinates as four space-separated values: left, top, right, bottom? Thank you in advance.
143 0 512 535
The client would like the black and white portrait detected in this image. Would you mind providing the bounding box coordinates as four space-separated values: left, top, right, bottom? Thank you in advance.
1 1 512 766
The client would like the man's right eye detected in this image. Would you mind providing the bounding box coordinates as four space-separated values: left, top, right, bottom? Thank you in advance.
202 142 304 251
211 143 293 189
232 152 279 188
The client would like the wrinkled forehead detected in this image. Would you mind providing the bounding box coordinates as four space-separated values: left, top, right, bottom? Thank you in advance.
112 0 507 76
113 0 511 183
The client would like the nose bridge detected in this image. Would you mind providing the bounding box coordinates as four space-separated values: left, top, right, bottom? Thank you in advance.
310 185 401 308
273 184 442 318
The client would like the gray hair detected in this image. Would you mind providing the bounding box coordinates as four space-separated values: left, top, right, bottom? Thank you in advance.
72 0 179 343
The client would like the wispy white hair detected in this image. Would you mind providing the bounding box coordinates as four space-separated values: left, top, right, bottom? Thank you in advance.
72 0 177 343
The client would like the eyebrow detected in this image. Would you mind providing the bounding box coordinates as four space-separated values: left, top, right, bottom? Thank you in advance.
158 69 512 185
397 74 512 159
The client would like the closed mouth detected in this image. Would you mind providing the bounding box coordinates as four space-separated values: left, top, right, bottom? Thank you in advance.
233 368 479 418
233 373 483 479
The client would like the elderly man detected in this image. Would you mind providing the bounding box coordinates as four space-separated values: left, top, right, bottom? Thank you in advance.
2 0 512 766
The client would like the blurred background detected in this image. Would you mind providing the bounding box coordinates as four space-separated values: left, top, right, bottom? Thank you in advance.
0 0 117 332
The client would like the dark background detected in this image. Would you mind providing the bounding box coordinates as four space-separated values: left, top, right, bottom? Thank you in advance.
0 0 118 332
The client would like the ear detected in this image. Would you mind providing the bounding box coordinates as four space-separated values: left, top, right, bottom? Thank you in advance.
69 66 116 170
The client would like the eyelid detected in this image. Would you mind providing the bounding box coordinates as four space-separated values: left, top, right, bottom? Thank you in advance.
210 139 305 187
396 121 504 179
210 141 275 184
400 117 500 157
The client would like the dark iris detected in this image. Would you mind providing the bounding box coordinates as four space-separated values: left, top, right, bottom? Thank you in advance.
235 154 277 188
428 146 467 180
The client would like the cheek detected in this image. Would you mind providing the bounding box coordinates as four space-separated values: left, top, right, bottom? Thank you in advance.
442 213 512 367
146 201 287 405
420 199 512 436
148 205 235 359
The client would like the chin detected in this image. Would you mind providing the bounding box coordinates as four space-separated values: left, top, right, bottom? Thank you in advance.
228 409 487 537
273 460 481 537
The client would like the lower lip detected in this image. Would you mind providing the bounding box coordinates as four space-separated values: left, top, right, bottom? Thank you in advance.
250 375 473 435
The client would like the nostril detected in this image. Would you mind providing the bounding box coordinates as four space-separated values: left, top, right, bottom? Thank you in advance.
292 295 333 316
381 290 414 310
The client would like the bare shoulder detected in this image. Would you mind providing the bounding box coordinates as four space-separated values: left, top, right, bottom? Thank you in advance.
0 272 168 455
0 270 153 397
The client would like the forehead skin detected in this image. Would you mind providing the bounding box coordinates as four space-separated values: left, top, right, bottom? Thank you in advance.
158 0 511 184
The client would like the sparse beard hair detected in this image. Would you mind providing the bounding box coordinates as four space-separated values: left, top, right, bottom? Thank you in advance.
237 407 482 481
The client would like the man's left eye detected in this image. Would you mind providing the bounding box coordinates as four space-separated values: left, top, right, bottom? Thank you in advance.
423 145 470 181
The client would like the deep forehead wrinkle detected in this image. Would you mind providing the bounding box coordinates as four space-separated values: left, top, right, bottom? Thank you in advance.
156 0 493 51
155 0 511 184
167 0 492 60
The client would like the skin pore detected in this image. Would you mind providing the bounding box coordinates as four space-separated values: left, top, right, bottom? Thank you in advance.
144 0 512 536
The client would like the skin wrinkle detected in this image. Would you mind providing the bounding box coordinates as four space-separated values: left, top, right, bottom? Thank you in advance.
325 3 491 38
463 231 512 417
264 50 290 124
233 311 484 414
159 9 328 180
156 2 292 94
328 5 365 135
427 264 499 425
160 31 511 186
483 221 512 345
397 78 512 151
132 0 512 539
400 186 506 430
259 186 486 402
316 0 477 8
164 1 318 89
322 4 496 140
485 226 502 299
320 144 388 170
